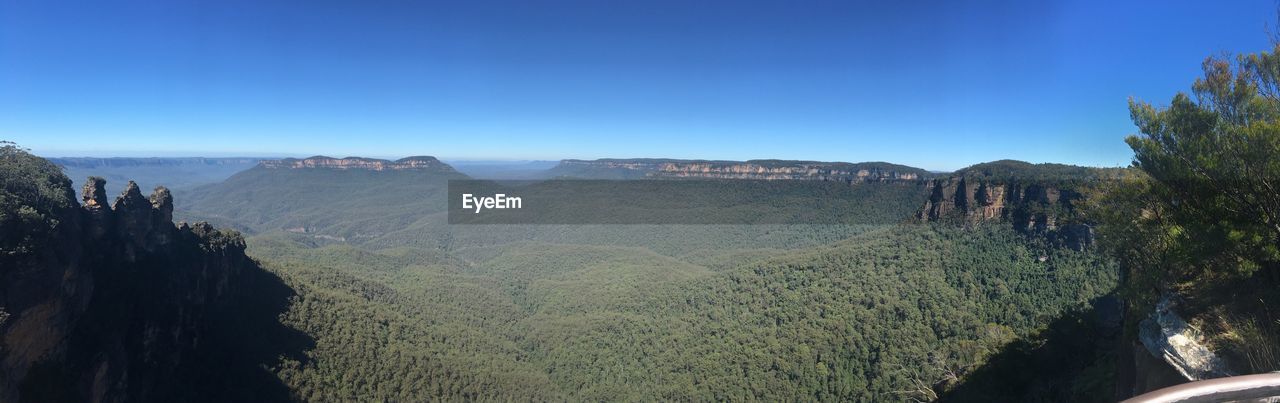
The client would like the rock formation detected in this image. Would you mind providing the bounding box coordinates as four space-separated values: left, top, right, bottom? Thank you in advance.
0 170 301 402
1138 295 1234 381
916 175 1095 250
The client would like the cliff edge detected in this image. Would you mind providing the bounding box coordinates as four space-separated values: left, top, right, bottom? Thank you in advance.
0 145 305 402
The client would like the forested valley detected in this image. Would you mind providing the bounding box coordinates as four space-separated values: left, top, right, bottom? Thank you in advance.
234 224 1114 401
141 152 1124 401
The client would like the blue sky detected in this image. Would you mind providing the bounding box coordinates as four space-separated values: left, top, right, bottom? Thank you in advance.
1 0 1275 170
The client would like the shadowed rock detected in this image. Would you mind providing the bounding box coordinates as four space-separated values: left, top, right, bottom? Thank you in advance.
81 176 109 209
81 177 113 240
2 169 308 402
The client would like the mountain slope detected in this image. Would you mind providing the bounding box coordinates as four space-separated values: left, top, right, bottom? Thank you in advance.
180 156 467 238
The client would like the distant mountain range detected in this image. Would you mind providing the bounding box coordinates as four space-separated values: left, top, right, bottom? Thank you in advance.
53 155 1124 185
444 160 560 179
545 158 934 181
163 155 1125 247
259 156 457 171
51 157 264 195
178 156 467 237
48 155 1130 244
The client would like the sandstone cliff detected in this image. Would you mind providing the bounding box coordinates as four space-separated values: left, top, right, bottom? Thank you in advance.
915 161 1114 251
261 155 454 171
551 158 929 182
0 151 302 403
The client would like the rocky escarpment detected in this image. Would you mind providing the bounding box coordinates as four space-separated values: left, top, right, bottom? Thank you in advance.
916 162 1107 251
1 156 300 403
917 177 1080 227
261 155 454 171
553 159 928 182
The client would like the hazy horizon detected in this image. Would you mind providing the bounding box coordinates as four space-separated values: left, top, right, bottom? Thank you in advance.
5 0 1276 171
33 149 1131 172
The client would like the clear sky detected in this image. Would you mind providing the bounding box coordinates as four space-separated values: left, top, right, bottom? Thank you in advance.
1 0 1276 170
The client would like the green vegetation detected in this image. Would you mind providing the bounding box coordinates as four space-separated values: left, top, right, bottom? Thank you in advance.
0 142 75 262
253 224 1115 401
1125 49 1280 279
1093 41 1280 374
956 160 1127 182
164 151 1126 400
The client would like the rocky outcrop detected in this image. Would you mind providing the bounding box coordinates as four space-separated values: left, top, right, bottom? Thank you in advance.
916 176 1094 250
1138 295 1234 381
553 159 928 182
82 177 112 239
919 178 1068 224
261 155 454 171
0 170 301 401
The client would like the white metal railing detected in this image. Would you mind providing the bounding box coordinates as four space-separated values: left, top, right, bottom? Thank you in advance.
1122 372 1280 403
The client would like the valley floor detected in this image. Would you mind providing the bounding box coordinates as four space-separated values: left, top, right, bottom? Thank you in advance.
247 223 1118 401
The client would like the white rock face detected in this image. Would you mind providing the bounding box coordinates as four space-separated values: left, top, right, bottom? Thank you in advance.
1139 295 1234 380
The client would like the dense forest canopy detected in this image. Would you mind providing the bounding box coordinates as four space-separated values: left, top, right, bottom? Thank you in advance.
256 223 1116 401
955 160 1128 182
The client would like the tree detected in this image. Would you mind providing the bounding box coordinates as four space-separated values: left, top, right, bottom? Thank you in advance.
1126 45 1280 278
